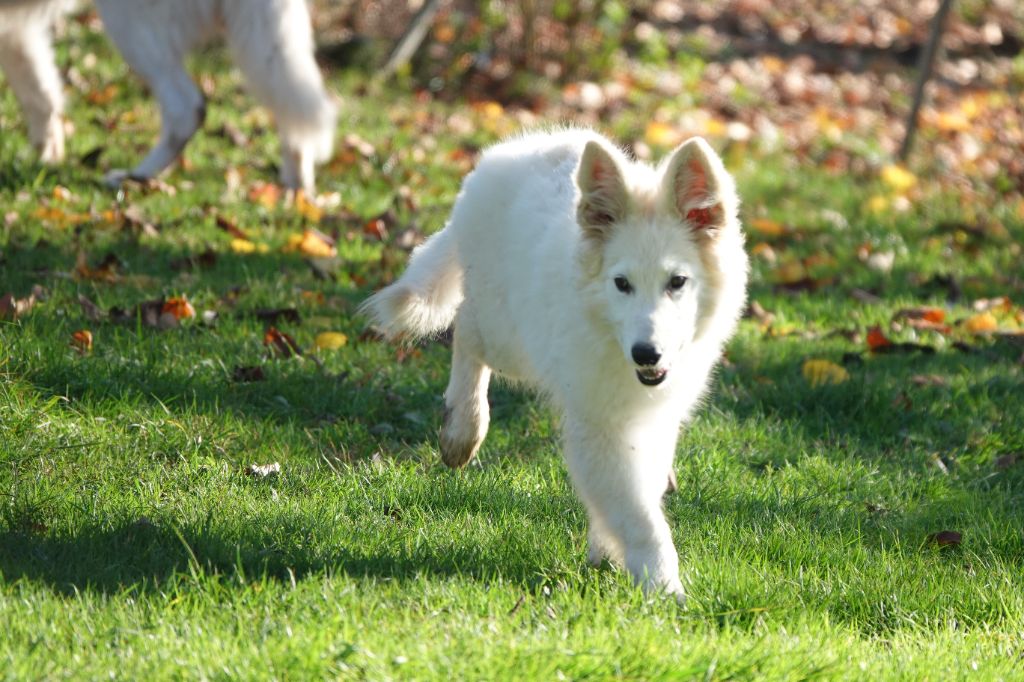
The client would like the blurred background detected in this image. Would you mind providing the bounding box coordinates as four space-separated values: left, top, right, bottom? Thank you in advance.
311 0 1024 196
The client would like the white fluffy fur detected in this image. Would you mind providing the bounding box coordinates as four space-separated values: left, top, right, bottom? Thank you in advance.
363 129 749 599
0 0 336 193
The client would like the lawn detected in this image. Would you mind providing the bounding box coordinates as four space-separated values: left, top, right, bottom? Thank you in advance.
1 7 1023 680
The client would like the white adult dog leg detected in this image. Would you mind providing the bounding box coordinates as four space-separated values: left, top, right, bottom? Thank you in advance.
440 315 491 468
95 5 204 186
0 20 65 162
223 0 337 193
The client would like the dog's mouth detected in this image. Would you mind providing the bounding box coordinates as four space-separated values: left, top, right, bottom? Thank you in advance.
636 367 668 386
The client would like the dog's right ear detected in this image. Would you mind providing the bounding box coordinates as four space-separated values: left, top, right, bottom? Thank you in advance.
576 141 627 240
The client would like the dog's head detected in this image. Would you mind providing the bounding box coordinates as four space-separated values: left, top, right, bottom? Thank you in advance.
575 136 745 388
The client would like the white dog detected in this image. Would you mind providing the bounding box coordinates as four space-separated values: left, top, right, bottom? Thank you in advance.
0 0 336 193
363 129 749 599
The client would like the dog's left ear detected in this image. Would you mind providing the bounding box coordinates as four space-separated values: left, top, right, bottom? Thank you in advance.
661 137 737 236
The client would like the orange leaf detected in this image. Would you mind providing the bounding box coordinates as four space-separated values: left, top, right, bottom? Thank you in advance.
867 326 891 351
248 182 281 209
161 296 196 320
71 329 93 354
964 311 998 333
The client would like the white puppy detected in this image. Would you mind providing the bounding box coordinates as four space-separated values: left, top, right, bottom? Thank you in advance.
363 129 749 599
0 0 336 193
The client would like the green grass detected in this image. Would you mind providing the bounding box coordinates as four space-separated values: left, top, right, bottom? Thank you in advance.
2 15 1024 681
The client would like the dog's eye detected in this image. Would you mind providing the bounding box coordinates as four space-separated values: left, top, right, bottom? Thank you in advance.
613 276 633 294
668 275 688 291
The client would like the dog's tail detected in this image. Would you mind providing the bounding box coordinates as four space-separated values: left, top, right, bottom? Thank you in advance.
225 0 337 163
360 227 464 341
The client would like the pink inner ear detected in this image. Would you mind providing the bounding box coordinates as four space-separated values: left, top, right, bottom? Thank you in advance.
686 207 713 228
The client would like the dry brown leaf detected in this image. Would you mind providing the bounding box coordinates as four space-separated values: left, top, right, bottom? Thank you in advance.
927 530 962 548
0 292 36 319
264 326 302 358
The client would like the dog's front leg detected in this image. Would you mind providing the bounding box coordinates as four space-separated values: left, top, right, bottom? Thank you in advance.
565 419 683 600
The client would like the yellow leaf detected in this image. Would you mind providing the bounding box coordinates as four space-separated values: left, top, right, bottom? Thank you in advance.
231 238 256 254
298 229 336 258
315 331 348 350
964 311 998 333
880 164 917 193
644 121 683 148
295 191 323 223
703 119 727 137
472 101 504 119
802 359 849 387
866 195 890 214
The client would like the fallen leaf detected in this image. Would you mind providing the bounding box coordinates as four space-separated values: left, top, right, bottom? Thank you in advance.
926 530 962 548
298 229 336 258
971 296 1012 313
363 218 389 241
994 453 1020 470
75 252 120 282
248 182 281 209
644 121 683 148
867 326 892 351
880 164 917 193
748 218 788 237
162 296 196 321
231 365 266 382
253 307 301 324
78 294 106 321
294 190 323 222
964 311 998 333
802 359 849 387
0 292 36 319
244 462 281 478
895 307 949 332
70 329 93 354
230 238 269 254
264 326 302 358
911 374 949 387
315 331 348 350
216 215 250 240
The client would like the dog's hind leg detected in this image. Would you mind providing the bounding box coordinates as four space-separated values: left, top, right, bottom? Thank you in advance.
223 0 336 193
95 4 204 185
440 313 491 468
0 19 65 162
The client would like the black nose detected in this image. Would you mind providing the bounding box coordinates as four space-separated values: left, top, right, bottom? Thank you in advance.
631 343 661 367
